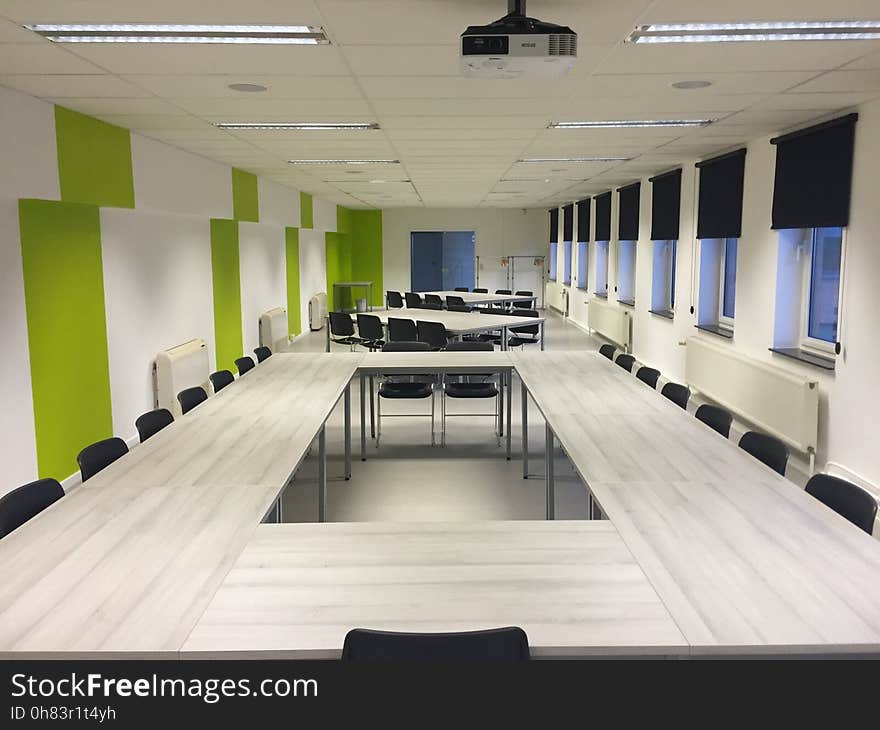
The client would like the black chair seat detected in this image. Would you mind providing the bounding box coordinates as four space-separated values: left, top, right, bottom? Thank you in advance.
507 336 538 348
379 382 433 399
445 382 498 398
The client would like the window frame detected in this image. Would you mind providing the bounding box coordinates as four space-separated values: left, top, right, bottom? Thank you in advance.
562 240 573 286
799 226 845 357
549 241 558 281
651 239 677 315
717 237 737 329
617 239 637 305
594 240 609 296
576 241 588 290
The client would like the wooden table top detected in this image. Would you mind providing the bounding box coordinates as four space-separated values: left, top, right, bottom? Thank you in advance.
357 351 514 373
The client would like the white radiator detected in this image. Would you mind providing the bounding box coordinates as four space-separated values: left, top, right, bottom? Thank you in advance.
685 337 819 454
154 338 210 417
309 292 327 331
546 284 568 315
588 298 631 350
259 306 288 352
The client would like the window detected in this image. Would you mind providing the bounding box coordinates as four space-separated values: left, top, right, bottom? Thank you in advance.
697 237 738 337
549 242 558 281
562 240 572 285
806 226 843 345
595 241 608 296
651 240 676 315
618 240 636 306
577 241 588 290
720 237 738 323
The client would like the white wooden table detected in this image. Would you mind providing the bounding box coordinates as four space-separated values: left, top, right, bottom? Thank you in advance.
182 521 688 659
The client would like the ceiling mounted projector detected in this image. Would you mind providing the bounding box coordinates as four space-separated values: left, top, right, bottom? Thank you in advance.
461 0 577 79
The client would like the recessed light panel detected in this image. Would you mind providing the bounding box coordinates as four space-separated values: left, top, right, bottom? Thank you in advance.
216 122 380 131
519 157 631 163
627 21 880 43
288 159 400 165
550 120 713 129
25 24 329 44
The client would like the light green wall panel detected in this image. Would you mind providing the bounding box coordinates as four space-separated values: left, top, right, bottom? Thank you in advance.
210 219 244 372
232 168 259 222
350 210 384 307
19 199 114 480
55 106 134 209
337 204 352 235
285 227 302 336
325 231 352 312
300 192 313 228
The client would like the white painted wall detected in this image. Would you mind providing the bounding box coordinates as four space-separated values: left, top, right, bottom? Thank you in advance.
259 178 300 229
382 208 546 294
311 196 338 233
298 227 328 330
239 222 287 355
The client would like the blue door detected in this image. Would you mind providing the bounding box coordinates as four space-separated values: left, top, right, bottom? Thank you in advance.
410 231 475 292
441 231 476 291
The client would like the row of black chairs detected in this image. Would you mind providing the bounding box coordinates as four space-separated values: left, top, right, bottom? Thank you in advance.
598 343 877 534
386 289 534 311
0 347 275 540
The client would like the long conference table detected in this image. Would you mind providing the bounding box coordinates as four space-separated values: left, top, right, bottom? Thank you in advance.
2 351 880 658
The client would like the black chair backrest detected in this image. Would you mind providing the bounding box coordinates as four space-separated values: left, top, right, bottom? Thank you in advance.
178 386 208 415
329 311 355 337
77 437 129 482
739 431 789 476
135 408 174 443
515 290 533 296
446 341 494 352
341 627 529 661
209 370 234 393
447 304 471 312
388 317 418 342
254 346 272 363
446 295 466 307
599 344 615 360
615 354 636 373
495 289 512 295
695 404 733 439
235 356 255 376
424 294 443 305
419 302 443 310
805 474 878 534
404 292 422 308
510 309 539 335
635 366 661 389
417 320 449 349
382 341 431 352
386 290 404 308
454 287 469 292
473 288 488 293
357 313 384 341
0 478 64 539
661 382 690 410
513 290 534 308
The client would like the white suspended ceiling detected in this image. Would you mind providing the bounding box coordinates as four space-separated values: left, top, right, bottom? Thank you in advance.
1 0 879 209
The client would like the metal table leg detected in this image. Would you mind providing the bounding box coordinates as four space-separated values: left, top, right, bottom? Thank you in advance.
505 369 512 460
540 320 545 351
325 316 331 352
360 372 366 461
318 426 327 522
498 370 504 438
369 375 375 438
522 380 529 479
545 424 555 520
344 383 351 480
501 325 508 351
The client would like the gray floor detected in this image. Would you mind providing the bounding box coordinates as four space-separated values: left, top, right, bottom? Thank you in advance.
281 309 600 523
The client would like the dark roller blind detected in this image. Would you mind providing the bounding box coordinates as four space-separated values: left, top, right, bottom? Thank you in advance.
696 149 746 239
649 169 682 240
549 208 559 243
562 203 574 240
594 192 611 241
771 113 858 230
577 198 590 242
617 182 640 241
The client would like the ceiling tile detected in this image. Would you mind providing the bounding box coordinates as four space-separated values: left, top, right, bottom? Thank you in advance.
0 74 152 98
0 42 107 74
123 74 362 99
787 70 880 94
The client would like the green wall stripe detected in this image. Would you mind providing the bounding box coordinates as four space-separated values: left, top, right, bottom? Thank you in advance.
55 106 134 209
232 168 259 222
350 209 384 307
19 199 114 480
285 228 302 336
210 219 244 372
325 231 352 312
300 192 313 228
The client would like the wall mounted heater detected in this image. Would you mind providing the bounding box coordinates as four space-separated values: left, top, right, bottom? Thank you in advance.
154 338 211 416
588 298 631 351
259 306 289 352
309 292 328 331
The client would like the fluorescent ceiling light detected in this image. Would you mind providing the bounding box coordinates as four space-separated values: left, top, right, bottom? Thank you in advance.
518 157 630 163
550 120 713 129
288 159 400 165
627 21 880 43
25 24 329 44
216 122 379 131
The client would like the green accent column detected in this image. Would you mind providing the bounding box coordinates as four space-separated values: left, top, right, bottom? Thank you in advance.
55 106 135 209
210 219 244 372
285 227 302 336
19 199 113 480
232 168 259 222
325 231 351 312
350 210 384 307
300 192 313 228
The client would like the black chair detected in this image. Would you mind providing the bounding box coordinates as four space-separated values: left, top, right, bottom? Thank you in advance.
254 346 272 363
476 307 511 344
357 313 385 351
417 320 449 350
209 369 234 393
599 344 616 360
386 290 404 309
739 431 789 476
495 289 512 295
404 292 423 308
473 287 488 294
446 295 472 312
805 474 877 535
454 287 469 292
77 437 129 482
235 356 255 376
441 341 499 446
513 290 534 309
0 478 64 539
507 309 540 349
695 404 733 439
635 366 660 389
178 386 208 415
661 382 690 410
419 302 443 310
135 408 174 443
342 627 529 661
329 311 363 350
377 342 435 446
424 294 443 306
615 354 636 373
388 317 418 342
